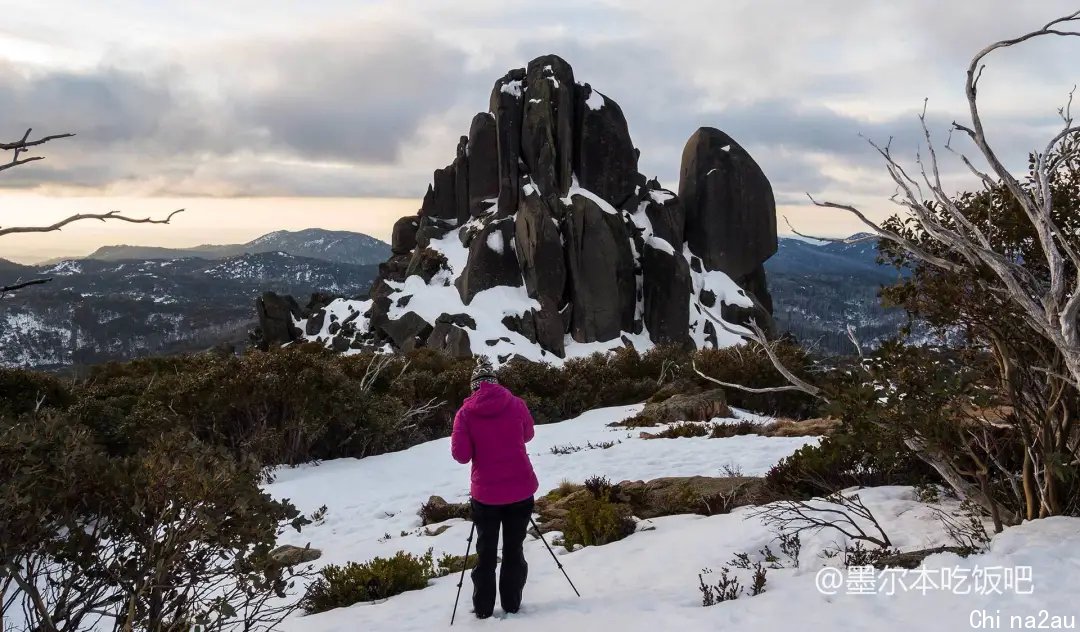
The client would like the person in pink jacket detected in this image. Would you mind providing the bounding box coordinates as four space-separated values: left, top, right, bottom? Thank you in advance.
451 359 539 619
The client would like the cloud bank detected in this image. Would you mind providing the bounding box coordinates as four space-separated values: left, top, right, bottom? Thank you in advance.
1 0 1077 222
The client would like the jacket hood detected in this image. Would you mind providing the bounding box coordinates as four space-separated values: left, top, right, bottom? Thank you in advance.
461 382 514 417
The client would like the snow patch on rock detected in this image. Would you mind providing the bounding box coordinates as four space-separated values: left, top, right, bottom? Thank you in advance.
501 80 523 97
486 231 505 255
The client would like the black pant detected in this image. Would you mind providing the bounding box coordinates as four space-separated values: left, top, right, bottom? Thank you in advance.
469 496 534 617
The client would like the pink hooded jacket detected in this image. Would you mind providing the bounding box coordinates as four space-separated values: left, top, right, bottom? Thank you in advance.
451 382 539 505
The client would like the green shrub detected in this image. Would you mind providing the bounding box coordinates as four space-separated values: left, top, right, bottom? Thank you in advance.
498 346 681 424
497 357 570 424
659 481 746 516
913 482 943 503
1 337 824 471
550 443 584 455
644 420 764 439
562 494 636 550
384 348 473 438
544 480 581 502
692 344 818 418
65 346 445 464
583 475 615 499
653 422 712 438
301 550 440 613
765 429 935 499
619 411 662 428
0 412 310 631
842 542 901 568
0 367 72 417
436 552 478 575
761 344 951 500
698 568 743 605
709 420 764 438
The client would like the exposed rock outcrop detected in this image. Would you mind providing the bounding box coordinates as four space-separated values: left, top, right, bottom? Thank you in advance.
467 113 499 217
616 388 731 427
269 544 322 566
381 311 433 352
641 243 692 346
641 187 684 248
419 495 471 525
272 55 780 362
456 219 522 304
391 216 420 255
490 69 526 216
679 127 777 314
574 84 638 208
521 55 575 198
535 476 764 533
254 292 305 349
564 194 635 343
426 321 472 359
515 189 567 355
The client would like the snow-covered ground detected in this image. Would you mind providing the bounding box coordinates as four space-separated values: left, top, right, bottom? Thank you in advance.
267 405 1080 632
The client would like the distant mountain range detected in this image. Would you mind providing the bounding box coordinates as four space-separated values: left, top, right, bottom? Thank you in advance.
766 234 909 354
45 228 391 267
1 228 909 369
1 230 385 370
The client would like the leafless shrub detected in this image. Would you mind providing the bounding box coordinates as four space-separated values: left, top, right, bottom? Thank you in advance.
753 489 892 548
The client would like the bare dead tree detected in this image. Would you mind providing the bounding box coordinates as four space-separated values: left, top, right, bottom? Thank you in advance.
802 12 1080 522
799 12 1080 386
700 12 1080 524
0 129 183 297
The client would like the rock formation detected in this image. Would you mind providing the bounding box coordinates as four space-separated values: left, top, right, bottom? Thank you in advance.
260 55 778 362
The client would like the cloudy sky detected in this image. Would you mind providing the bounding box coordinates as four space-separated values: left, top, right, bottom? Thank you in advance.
1 0 1078 262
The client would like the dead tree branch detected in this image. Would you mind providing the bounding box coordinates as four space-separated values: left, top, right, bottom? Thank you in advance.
0 128 75 173
692 360 808 394
0 210 185 238
0 278 52 297
703 306 825 400
845 325 864 359
781 216 879 245
753 490 893 548
398 397 444 432
1 133 182 239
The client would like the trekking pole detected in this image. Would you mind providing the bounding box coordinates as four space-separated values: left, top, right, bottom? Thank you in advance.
529 518 581 597
450 522 476 626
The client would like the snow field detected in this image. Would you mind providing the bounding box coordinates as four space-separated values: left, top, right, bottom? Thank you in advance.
265 403 1080 632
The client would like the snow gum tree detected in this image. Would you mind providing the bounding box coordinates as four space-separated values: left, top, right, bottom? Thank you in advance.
705 12 1080 527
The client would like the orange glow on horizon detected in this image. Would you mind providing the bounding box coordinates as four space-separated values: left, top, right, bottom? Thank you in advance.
0 195 420 263
0 194 885 264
